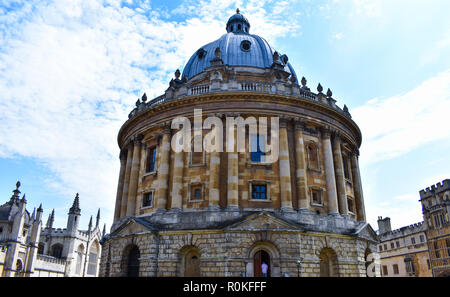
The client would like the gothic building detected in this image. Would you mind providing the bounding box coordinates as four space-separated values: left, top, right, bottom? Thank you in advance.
377 217 431 277
419 179 450 277
100 10 379 277
0 182 104 277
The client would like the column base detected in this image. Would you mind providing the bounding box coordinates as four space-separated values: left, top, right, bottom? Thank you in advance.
225 205 240 212
168 207 182 213
207 205 221 211
280 207 296 213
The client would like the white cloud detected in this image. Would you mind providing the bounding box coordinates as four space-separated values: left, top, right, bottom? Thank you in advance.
352 69 450 166
0 0 301 229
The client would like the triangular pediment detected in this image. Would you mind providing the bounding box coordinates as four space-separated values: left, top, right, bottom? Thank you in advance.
224 211 302 231
111 217 155 236
354 223 379 243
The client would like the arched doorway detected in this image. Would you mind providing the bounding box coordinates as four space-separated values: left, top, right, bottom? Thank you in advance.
126 245 140 277
185 250 200 277
254 250 271 277
319 248 339 277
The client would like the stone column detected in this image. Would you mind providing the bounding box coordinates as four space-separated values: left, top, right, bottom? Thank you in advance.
332 132 348 216
279 119 293 211
321 127 339 215
156 126 171 211
227 123 239 210
294 120 309 210
208 150 221 209
114 150 127 222
120 143 133 218
351 149 366 221
170 150 184 211
126 135 142 217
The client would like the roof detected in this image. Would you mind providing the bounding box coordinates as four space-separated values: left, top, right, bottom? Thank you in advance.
181 11 298 81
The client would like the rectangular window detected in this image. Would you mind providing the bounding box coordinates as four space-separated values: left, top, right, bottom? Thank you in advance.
189 184 204 201
393 264 399 275
379 245 383 252
347 197 354 213
391 242 395 249
396 241 400 248
146 147 157 173
311 189 322 206
252 184 267 200
411 237 416 245
142 192 153 208
420 235 424 243
250 135 266 163
384 244 388 250
342 155 350 180
434 242 440 258
382 265 388 276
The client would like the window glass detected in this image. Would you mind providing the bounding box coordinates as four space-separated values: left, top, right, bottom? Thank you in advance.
252 184 267 200
251 135 266 163
146 147 156 173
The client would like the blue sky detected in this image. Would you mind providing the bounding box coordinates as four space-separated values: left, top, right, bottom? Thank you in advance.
0 0 449 232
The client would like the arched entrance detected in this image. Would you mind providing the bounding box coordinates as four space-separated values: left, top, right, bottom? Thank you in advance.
125 245 140 277
185 250 200 277
254 250 271 277
319 248 339 277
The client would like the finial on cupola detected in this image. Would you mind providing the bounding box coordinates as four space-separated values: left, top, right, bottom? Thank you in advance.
301 77 307 87
317 83 323 93
326 88 333 97
141 93 147 103
236 8 240 14
175 69 181 80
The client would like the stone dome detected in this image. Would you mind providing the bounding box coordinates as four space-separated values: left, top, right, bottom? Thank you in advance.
181 10 298 81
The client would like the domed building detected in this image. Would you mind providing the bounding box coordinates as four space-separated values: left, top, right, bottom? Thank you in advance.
99 10 380 277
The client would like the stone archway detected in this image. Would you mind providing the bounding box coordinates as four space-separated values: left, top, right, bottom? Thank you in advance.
364 248 372 277
179 245 201 277
247 241 281 277
122 244 140 277
319 248 339 277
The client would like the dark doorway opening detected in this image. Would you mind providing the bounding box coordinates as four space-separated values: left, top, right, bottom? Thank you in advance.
127 245 140 277
254 250 271 277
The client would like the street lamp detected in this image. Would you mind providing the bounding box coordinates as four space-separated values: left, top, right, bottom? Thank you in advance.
243 260 248 277
296 258 303 277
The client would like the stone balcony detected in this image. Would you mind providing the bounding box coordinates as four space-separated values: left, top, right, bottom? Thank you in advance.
128 78 353 120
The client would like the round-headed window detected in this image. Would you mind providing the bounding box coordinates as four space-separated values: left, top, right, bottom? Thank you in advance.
240 40 251 52
197 48 206 59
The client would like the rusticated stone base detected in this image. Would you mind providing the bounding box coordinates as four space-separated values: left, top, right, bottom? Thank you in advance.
100 211 380 277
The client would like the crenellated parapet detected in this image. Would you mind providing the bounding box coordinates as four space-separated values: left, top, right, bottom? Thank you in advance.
419 179 450 199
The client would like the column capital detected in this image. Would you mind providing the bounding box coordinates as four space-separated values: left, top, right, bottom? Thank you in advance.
320 126 332 138
132 134 143 145
159 122 172 135
331 129 342 139
293 118 306 131
279 117 290 128
351 148 360 157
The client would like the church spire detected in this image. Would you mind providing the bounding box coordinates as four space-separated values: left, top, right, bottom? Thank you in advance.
96 209 100 227
69 193 81 215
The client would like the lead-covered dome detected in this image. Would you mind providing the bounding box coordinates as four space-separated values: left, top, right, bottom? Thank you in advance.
182 10 298 81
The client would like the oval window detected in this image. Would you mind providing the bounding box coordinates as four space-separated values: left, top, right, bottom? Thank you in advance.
240 40 251 52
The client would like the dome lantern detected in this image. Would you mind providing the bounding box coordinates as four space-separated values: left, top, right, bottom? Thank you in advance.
226 8 251 33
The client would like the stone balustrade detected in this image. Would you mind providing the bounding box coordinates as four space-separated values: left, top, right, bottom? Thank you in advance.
128 79 351 120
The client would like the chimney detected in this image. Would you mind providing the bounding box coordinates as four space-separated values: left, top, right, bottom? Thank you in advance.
377 216 392 234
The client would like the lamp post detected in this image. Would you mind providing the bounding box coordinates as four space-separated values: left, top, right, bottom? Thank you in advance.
296 258 303 277
243 260 248 277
